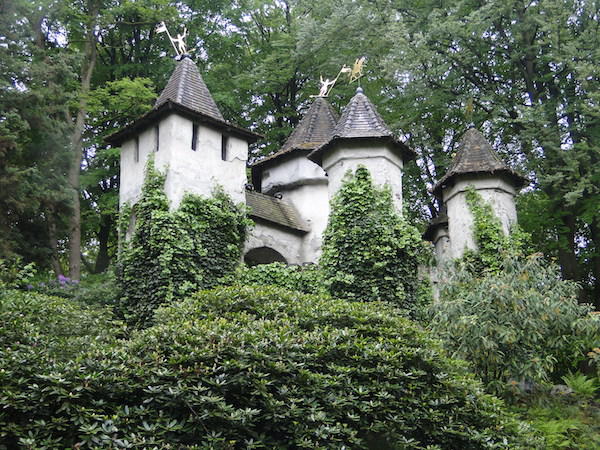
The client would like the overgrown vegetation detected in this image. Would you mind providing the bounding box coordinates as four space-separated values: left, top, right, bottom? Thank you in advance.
320 167 429 314
0 286 542 448
431 256 596 394
117 159 249 327
223 262 327 295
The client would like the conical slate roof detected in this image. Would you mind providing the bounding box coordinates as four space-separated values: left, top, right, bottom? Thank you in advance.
308 87 414 163
154 56 224 121
330 86 393 139
252 97 338 167
432 128 527 196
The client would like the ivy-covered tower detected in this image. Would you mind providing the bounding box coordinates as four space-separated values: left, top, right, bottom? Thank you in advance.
308 87 414 213
107 56 260 209
430 128 527 261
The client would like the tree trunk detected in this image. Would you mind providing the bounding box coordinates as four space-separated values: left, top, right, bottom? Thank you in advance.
589 221 600 310
67 0 99 280
557 213 580 282
45 204 63 277
94 214 112 273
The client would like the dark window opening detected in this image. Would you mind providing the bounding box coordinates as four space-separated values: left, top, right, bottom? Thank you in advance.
155 124 159 151
134 136 140 162
191 123 198 151
244 247 287 266
221 135 229 161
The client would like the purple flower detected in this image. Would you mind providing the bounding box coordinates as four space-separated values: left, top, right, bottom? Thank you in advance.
58 274 67 282
26 284 33 290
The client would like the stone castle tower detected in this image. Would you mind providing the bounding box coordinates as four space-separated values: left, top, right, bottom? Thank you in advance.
426 128 527 263
107 56 260 209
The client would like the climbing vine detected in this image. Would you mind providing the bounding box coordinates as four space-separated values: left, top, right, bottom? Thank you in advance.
117 158 250 327
462 186 530 274
319 167 429 314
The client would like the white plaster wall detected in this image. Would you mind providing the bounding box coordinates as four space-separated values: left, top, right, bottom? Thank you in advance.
322 141 404 212
245 220 305 265
119 113 248 209
444 175 518 259
277 182 330 263
431 227 451 265
261 154 327 193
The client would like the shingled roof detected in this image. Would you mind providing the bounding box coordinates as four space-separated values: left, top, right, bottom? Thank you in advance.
106 57 261 146
252 97 338 168
308 87 414 164
245 190 310 233
432 128 527 196
155 56 224 120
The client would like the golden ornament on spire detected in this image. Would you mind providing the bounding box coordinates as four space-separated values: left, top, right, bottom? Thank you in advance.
349 57 366 83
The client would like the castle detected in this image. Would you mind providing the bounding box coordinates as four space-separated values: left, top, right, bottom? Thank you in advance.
107 56 526 266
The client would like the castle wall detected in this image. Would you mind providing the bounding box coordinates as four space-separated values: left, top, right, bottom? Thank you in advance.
245 219 305 265
119 113 248 209
321 141 404 212
444 175 518 259
259 155 330 263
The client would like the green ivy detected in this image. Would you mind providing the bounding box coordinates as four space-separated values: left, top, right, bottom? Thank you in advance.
117 158 250 327
320 167 430 314
222 262 328 295
463 187 531 274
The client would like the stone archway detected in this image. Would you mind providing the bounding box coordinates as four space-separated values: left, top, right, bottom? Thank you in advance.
244 247 287 266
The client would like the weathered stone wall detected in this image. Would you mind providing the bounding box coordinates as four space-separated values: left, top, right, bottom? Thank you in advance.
444 175 518 259
119 113 248 209
322 141 404 213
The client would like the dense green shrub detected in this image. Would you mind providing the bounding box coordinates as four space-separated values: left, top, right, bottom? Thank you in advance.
430 255 597 393
117 159 249 326
320 167 429 313
222 262 327 295
31 271 120 307
0 286 541 448
0 256 36 290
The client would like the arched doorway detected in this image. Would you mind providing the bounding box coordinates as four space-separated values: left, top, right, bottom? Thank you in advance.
244 247 287 266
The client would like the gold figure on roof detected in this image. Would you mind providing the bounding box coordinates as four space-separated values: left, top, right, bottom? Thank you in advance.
349 57 366 83
314 64 351 97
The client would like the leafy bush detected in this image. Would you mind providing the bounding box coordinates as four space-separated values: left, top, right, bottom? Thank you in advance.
320 167 429 314
31 271 120 307
222 262 327 295
0 257 36 290
430 255 597 393
0 286 541 448
117 159 249 327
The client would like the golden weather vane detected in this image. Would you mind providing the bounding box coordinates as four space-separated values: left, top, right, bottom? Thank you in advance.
156 21 190 57
311 56 367 97
349 56 366 83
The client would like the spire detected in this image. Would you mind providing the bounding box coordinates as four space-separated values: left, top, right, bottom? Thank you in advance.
154 57 224 121
308 87 414 164
252 97 338 167
433 127 527 196
330 86 392 139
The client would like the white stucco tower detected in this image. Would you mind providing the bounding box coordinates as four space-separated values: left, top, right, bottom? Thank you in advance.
428 127 527 261
308 87 414 212
108 56 260 209
246 97 339 264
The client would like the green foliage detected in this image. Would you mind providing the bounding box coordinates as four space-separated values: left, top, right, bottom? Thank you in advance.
561 372 598 398
31 271 120 308
320 167 429 314
117 159 249 327
223 262 328 295
0 286 541 448
514 392 600 450
0 257 36 290
431 255 597 394
461 187 531 275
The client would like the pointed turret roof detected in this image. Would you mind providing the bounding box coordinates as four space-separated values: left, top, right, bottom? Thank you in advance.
106 57 261 146
251 97 338 167
432 127 527 196
308 87 414 164
154 57 224 121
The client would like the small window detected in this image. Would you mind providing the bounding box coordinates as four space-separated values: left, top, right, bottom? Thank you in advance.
134 136 140 162
221 135 229 161
191 123 198 151
154 124 159 152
